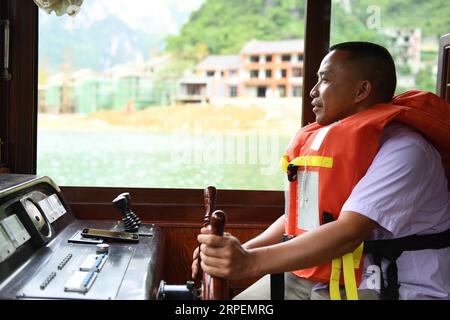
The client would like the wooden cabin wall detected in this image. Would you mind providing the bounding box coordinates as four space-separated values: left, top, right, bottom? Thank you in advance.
0 0 38 174
61 186 284 296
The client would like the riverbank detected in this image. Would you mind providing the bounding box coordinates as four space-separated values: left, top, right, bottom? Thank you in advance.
38 103 301 135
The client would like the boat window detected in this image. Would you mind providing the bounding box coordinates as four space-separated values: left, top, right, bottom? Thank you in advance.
37 0 305 190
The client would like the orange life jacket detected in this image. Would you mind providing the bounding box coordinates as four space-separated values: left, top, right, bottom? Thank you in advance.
282 90 450 285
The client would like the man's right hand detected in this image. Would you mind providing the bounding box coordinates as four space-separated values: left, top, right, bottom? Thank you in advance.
192 227 212 280
191 245 200 280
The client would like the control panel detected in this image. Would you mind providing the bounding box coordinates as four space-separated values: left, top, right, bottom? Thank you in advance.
0 174 165 300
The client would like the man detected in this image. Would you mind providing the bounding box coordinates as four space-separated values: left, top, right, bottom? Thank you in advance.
193 42 450 300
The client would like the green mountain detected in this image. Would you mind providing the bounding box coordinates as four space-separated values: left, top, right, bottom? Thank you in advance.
164 0 449 91
166 0 449 60
165 0 306 61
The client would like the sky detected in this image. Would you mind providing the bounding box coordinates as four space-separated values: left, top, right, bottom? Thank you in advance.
39 0 206 36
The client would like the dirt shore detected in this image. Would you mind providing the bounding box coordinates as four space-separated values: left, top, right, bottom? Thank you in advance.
38 104 301 135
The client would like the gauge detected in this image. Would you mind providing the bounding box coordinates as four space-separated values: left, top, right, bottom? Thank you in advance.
23 199 46 231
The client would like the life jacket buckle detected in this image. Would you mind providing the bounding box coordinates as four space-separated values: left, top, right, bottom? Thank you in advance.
287 164 298 182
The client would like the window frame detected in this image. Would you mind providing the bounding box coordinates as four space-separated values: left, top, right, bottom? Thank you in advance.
292 67 303 78
0 1 38 174
250 55 259 63
229 85 237 97
250 69 259 78
281 54 291 62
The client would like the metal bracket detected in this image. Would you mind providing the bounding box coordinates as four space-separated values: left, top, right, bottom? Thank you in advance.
1 19 12 81
0 137 4 166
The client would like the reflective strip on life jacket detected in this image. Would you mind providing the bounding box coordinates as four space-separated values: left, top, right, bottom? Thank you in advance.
280 155 334 172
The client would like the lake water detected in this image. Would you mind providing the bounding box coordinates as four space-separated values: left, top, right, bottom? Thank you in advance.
37 128 290 190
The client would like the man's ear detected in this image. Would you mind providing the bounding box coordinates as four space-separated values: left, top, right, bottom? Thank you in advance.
354 80 372 103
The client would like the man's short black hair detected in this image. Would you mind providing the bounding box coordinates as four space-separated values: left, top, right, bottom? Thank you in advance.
329 41 397 103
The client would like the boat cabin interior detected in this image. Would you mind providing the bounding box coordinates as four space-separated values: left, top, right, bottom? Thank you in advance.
0 0 449 300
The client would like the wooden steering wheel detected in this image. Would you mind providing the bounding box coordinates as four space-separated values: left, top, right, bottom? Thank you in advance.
199 186 228 300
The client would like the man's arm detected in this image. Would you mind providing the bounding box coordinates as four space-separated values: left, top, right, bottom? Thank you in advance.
242 215 285 249
198 211 377 280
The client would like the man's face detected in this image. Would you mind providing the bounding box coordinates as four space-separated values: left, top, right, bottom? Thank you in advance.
310 50 363 126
